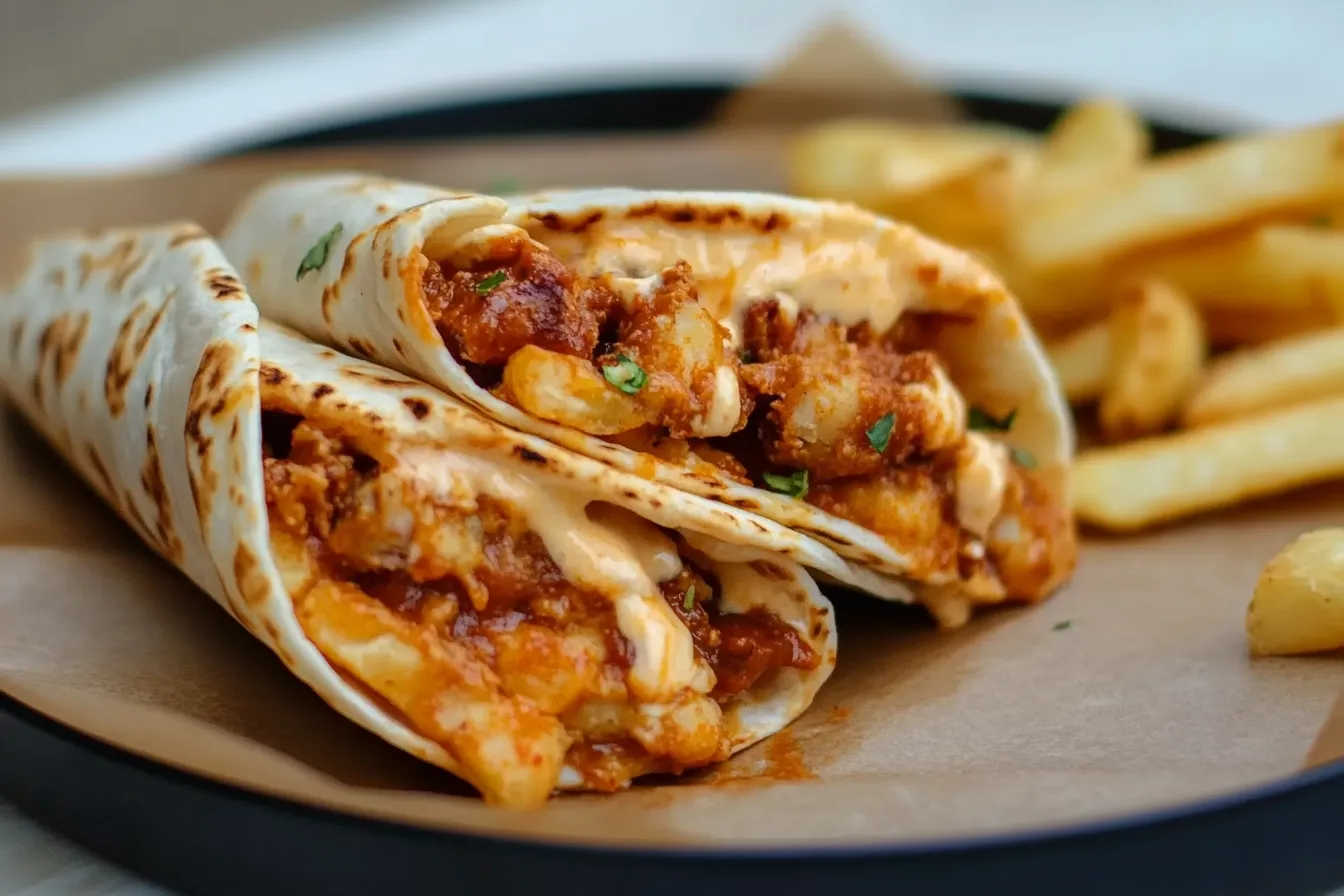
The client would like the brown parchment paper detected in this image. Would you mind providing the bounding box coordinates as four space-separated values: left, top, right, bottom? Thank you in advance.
1 25 1342 850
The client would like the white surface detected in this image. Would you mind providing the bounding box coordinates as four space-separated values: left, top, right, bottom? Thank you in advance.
0 0 1343 173
3 0 1343 892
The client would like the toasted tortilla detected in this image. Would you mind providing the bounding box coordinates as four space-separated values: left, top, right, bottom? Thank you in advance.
0 224 836 807
221 177 1076 620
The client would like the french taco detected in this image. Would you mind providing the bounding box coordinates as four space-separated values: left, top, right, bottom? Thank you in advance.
222 177 1077 627
0 224 837 807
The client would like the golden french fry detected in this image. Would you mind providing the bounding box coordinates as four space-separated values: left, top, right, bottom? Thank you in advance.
1023 98 1150 209
1246 528 1344 656
1012 122 1344 272
501 345 650 435
1135 225 1344 318
1183 328 1344 427
1097 280 1206 441
1073 395 1344 531
877 151 1036 248
787 119 1038 205
1202 306 1336 347
1046 320 1111 404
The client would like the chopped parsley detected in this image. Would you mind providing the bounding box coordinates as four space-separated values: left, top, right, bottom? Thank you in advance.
1053 620 1072 631
683 584 697 612
968 406 1016 432
866 413 895 454
475 271 508 294
295 223 343 281
1011 446 1038 470
602 355 647 394
762 469 809 499
739 349 756 364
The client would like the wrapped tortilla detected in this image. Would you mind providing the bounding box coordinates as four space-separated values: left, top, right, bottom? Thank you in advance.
0 224 837 807
223 177 1076 627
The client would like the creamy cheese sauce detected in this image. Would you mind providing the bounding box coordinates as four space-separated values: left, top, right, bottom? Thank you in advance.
394 446 702 701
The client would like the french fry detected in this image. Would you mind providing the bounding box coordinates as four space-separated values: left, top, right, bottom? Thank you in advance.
787 119 1038 206
1023 98 1150 210
1097 280 1206 440
1183 328 1344 427
1012 122 1344 272
1246 528 1344 656
1202 306 1336 347
1073 395 1344 531
1046 320 1111 404
1134 225 1344 319
877 151 1034 248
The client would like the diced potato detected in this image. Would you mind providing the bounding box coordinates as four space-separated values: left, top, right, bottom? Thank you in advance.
1184 328 1344 427
1247 528 1344 656
1046 320 1112 404
501 345 651 435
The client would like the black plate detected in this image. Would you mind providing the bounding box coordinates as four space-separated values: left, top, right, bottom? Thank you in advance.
3 83 1342 896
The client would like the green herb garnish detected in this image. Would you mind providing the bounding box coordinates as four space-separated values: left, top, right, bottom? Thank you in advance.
866 413 895 453
968 406 1016 432
486 177 520 195
762 469 809 498
739 349 756 364
602 354 647 394
475 271 508 294
1053 620 1072 631
1011 446 1038 469
683 584 696 612
295 223 344 281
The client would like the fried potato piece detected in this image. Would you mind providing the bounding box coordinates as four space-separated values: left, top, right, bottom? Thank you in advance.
1202 306 1336 347
1135 225 1344 320
1074 395 1344 531
501 345 651 435
787 119 1038 204
1183 328 1344 427
1046 320 1112 404
1023 98 1150 210
1246 528 1344 656
1012 122 1344 272
1098 280 1207 441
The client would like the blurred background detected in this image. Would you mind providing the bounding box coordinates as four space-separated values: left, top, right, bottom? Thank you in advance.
1 0 1342 173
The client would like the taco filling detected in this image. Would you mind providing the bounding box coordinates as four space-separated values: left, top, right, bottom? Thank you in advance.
258 405 819 807
418 234 1072 622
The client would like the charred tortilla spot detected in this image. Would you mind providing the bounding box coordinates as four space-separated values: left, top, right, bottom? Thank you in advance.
234 542 271 608
760 212 786 232
104 297 165 417
750 561 791 582
534 209 605 234
914 263 941 288
168 224 209 248
140 427 180 559
320 285 337 323
381 249 393 279
625 202 787 233
621 489 638 499
207 269 246 301
729 496 760 510
339 240 357 281
318 349 336 360
348 337 374 357
392 337 405 356
229 417 240 441
312 383 335 399
54 311 90 386
811 621 825 639
402 397 431 420
514 446 547 465
144 381 154 409
260 364 286 385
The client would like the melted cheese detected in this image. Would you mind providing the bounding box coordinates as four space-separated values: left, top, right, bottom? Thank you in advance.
696 365 741 438
394 446 700 701
609 272 662 311
954 433 1010 539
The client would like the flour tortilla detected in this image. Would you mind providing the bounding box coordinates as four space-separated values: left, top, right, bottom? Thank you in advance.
0 224 836 804
221 177 1074 608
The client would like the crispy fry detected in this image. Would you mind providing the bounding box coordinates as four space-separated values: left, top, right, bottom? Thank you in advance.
1134 225 1344 318
1246 528 1344 656
787 119 1037 205
500 345 650 435
1183 328 1344 427
1201 306 1336 347
1098 280 1206 440
1073 395 1344 531
1046 320 1111 404
1012 122 1344 272
1023 98 1149 210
